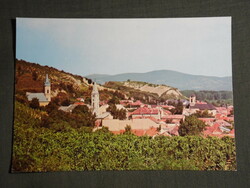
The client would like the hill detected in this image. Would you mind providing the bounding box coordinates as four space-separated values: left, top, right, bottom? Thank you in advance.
86 70 232 91
181 90 233 106
15 60 186 104
16 59 91 96
103 81 185 103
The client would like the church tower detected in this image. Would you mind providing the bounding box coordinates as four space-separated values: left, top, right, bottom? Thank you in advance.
189 94 196 106
44 74 51 102
91 82 99 115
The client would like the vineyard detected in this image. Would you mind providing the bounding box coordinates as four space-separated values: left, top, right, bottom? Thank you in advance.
12 102 236 172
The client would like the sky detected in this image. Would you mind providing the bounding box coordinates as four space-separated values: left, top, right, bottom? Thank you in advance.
16 17 232 77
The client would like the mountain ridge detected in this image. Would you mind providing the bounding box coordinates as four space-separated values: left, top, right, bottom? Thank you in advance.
86 70 232 91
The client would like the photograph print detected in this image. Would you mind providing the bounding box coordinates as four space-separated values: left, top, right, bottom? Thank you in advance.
12 17 236 172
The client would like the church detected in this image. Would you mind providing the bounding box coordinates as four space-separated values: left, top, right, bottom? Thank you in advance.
26 74 51 106
183 94 217 116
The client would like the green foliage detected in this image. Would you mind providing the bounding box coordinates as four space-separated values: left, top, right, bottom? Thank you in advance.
169 100 183 114
124 125 132 133
29 98 40 109
12 101 236 172
15 93 29 105
193 110 214 118
181 90 233 105
178 115 207 136
107 104 127 120
108 96 120 105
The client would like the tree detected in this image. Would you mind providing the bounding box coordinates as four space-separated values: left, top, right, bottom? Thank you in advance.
45 102 59 113
178 115 207 136
72 105 96 127
107 104 126 120
124 125 132 133
61 99 70 106
29 98 40 109
193 110 213 118
170 100 183 114
87 79 92 84
108 96 120 105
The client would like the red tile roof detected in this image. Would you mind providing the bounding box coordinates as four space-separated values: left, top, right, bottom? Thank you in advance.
131 107 159 115
74 102 85 105
132 129 146 136
131 100 143 106
145 127 158 136
203 123 234 138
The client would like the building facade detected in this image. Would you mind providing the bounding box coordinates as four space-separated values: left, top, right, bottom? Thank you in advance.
91 82 100 115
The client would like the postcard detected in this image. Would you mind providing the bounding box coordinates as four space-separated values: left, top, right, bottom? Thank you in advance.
12 17 236 172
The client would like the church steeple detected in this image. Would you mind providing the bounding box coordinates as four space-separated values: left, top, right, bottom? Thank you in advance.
189 94 196 106
91 82 99 115
44 74 50 86
44 74 51 102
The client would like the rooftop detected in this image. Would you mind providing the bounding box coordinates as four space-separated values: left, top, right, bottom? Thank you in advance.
26 92 48 102
190 103 216 110
131 107 159 115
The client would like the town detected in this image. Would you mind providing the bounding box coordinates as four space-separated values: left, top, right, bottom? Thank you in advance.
27 74 235 138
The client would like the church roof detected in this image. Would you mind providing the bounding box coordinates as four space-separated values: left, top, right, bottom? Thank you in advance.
190 103 216 110
26 93 48 102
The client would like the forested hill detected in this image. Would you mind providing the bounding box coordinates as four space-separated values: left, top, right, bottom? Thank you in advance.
181 90 233 105
86 70 232 91
15 59 94 98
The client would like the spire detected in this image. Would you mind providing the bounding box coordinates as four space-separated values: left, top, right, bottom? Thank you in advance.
92 82 98 94
44 74 50 86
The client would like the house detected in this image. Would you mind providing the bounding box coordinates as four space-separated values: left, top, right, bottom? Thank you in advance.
130 106 161 119
26 74 51 106
203 122 234 138
58 104 78 113
101 118 159 135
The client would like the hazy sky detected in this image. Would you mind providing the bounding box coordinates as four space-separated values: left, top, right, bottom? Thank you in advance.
16 17 232 77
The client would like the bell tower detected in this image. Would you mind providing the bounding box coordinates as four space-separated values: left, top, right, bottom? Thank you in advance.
44 74 51 102
189 94 196 106
91 82 99 115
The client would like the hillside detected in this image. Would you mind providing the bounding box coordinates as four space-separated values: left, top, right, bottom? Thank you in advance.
86 70 232 91
16 59 91 97
181 90 233 105
104 81 185 102
16 60 186 103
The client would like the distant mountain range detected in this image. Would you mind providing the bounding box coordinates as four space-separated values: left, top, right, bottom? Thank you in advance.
86 70 232 91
